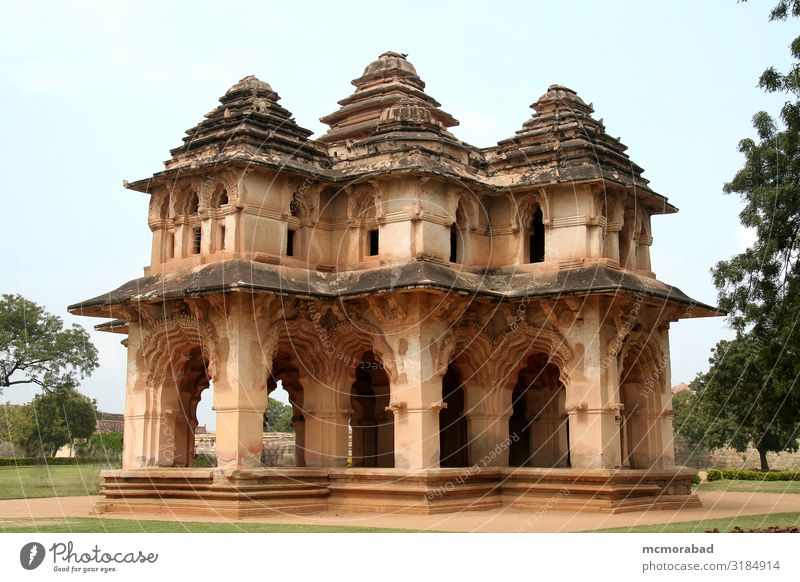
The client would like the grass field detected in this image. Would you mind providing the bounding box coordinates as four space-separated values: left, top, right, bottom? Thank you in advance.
696 479 800 495
591 512 800 533
0 517 413 533
0 464 114 500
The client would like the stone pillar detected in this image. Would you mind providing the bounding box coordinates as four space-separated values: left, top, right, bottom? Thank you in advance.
304 409 350 467
390 386 441 470
463 379 513 467
303 366 351 468
122 322 148 469
210 294 274 469
562 298 622 470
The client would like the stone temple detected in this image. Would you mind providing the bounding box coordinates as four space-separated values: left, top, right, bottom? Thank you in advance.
70 51 717 516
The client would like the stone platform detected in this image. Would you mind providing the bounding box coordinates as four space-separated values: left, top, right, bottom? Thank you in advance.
95 466 699 517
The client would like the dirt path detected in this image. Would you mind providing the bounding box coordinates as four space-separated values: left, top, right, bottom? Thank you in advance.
1 490 798 532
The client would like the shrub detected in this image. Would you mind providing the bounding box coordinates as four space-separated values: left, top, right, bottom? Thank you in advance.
707 469 723 481
719 469 800 481
192 453 216 467
0 457 116 467
86 433 123 459
692 474 701 485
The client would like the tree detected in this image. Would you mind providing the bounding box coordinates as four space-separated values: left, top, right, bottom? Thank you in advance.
698 1 800 470
672 390 707 451
6 386 98 457
0 294 99 393
263 397 294 433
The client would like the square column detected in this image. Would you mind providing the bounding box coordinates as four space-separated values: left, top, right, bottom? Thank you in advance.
209 294 273 469
563 297 622 470
463 379 513 467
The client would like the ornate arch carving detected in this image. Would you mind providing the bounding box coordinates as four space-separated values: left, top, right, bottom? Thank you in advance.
516 190 550 230
276 317 330 381
171 178 204 217
140 314 217 386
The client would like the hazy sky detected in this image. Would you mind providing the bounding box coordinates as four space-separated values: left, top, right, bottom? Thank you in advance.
0 0 794 430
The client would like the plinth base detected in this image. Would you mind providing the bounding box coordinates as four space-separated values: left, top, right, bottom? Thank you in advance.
95 466 700 518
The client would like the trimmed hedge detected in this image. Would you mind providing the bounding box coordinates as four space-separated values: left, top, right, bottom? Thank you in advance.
0 457 117 467
192 454 217 468
706 468 800 481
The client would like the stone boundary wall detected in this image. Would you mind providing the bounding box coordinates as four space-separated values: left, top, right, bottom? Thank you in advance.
675 436 800 470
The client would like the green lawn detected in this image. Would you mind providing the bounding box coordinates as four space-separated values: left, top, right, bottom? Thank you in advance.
0 517 413 533
696 479 800 495
0 464 115 499
591 512 800 533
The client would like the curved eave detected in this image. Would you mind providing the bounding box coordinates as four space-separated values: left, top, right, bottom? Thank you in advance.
68 260 721 320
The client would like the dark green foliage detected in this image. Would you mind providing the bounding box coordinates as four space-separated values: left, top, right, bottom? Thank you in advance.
191 453 217 467
263 397 294 433
0 457 114 466
86 432 123 458
707 468 800 481
0 294 98 393
3 387 98 457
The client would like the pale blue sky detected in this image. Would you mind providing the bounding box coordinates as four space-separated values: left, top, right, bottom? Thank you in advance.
0 0 794 430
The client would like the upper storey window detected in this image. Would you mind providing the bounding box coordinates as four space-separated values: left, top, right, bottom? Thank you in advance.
368 229 379 256
187 192 200 215
211 185 228 208
289 192 300 217
450 204 466 264
529 207 545 263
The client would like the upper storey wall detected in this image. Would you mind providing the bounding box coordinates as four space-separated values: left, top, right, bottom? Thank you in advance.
144 169 655 277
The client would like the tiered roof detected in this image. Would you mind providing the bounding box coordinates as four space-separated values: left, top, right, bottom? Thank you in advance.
167 75 326 170
125 51 668 210
318 51 459 145
489 85 651 189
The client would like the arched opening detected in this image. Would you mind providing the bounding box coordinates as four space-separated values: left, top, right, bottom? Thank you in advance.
159 196 170 219
263 380 298 467
211 185 229 208
268 351 306 467
528 206 545 263
508 353 569 468
619 348 662 469
350 352 394 468
450 204 466 264
439 365 469 467
187 192 199 215
169 346 211 467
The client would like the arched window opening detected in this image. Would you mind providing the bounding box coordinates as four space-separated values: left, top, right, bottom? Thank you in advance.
450 204 466 264
159 196 170 219
529 207 545 263
187 192 200 215
211 185 228 208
